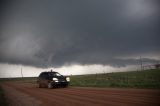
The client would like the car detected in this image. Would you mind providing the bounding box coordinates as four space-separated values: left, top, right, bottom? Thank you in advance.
37 70 70 89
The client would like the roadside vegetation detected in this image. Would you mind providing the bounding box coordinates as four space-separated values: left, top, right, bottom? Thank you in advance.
70 69 160 88
0 86 8 106
0 77 37 84
0 69 160 89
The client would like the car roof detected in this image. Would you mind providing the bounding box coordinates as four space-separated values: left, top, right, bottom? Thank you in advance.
40 71 60 75
41 71 57 74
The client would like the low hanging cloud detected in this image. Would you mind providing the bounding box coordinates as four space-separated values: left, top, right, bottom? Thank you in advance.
0 0 160 68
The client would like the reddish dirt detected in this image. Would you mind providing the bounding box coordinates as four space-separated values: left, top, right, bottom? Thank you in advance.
1 82 160 106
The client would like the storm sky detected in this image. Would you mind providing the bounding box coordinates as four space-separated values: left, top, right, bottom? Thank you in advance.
0 0 160 77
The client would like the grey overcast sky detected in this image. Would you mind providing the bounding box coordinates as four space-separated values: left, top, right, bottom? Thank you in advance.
0 0 160 70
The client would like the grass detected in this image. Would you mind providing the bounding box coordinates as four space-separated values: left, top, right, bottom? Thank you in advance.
0 69 160 89
70 69 160 88
0 77 37 84
0 86 8 106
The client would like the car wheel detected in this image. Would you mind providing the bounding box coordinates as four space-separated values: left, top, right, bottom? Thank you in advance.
48 83 53 89
63 84 68 88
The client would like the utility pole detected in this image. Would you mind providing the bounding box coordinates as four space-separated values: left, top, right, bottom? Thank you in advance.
21 67 23 78
140 56 143 71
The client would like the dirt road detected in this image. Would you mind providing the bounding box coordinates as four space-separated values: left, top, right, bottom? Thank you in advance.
1 82 160 106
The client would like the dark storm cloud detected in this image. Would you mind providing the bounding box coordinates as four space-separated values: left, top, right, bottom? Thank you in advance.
0 0 160 68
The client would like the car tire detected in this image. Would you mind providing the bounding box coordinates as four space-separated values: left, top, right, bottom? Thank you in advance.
48 83 53 89
63 84 68 88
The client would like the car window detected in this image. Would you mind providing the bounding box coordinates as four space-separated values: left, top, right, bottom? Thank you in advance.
44 73 49 78
48 72 62 77
40 73 48 79
39 73 44 77
55 73 62 76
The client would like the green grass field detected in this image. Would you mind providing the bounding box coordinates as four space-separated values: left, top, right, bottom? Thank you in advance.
0 69 160 89
70 69 160 88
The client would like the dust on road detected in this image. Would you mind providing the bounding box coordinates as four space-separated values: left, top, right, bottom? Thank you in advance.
1 82 160 106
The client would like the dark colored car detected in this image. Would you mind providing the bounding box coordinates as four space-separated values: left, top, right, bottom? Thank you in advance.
37 71 70 89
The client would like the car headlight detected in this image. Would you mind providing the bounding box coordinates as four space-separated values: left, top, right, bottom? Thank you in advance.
66 77 70 82
52 78 58 81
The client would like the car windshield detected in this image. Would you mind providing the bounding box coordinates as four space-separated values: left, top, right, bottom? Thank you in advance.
48 72 62 77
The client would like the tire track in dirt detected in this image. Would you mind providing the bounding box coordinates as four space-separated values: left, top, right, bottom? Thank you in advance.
17 83 159 104
39 88 160 106
4 83 113 106
1 82 160 106
3 83 100 106
1 83 136 106
1 84 42 106
58 87 160 104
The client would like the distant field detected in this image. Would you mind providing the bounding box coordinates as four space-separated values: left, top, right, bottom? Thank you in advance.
70 69 160 88
0 77 37 84
0 69 160 88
